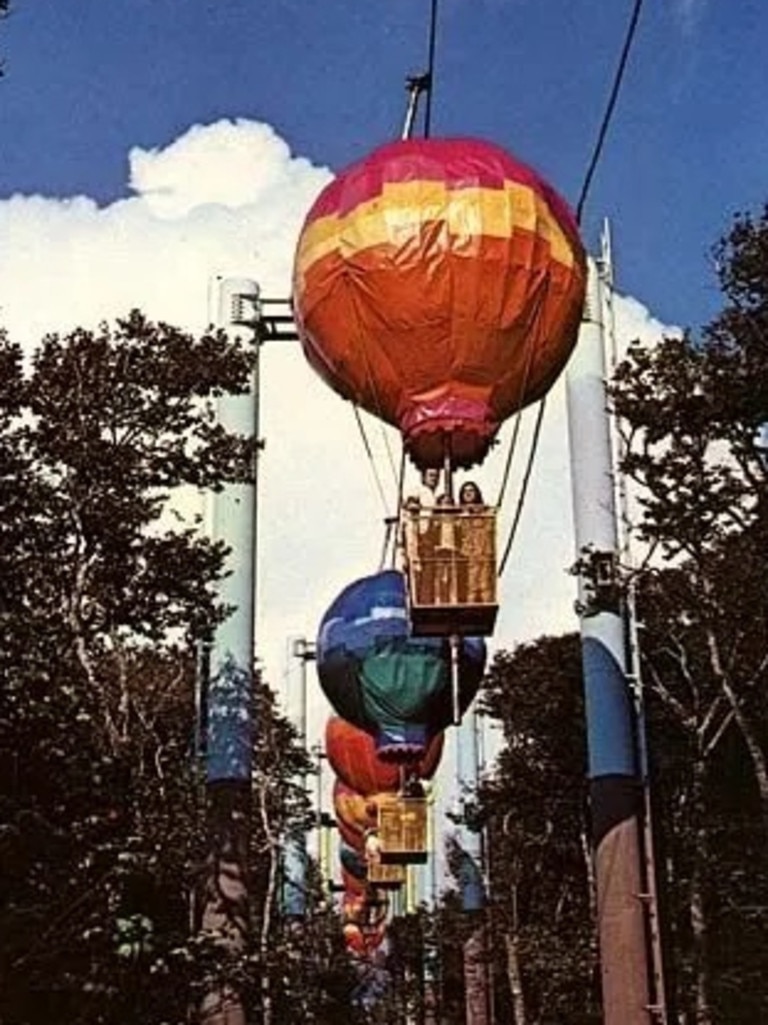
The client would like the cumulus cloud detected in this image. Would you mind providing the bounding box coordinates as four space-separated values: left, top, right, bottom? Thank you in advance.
128 119 319 220
0 118 330 345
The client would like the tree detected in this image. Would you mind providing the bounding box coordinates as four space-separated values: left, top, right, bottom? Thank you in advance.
0 312 338 1024
608 204 768 1023
475 637 600 1025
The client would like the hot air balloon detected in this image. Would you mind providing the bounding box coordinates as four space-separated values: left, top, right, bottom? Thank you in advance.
334 780 390 848
341 892 368 926
343 922 368 956
343 920 388 957
318 570 486 758
340 841 369 884
341 864 367 896
293 136 586 469
326 716 444 795
342 887 388 929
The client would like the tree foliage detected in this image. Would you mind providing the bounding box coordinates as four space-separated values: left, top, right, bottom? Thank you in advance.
608 206 768 1024
0 313 352 1024
474 637 600 1025
470 205 768 1025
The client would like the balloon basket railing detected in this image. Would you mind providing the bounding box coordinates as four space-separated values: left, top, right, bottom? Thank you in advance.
402 507 499 637
377 796 429 864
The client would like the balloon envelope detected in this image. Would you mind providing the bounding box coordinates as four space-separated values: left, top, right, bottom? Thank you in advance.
293 137 586 468
341 865 367 895
317 570 486 758
326 716 444 795
339 841 368 882
342 891 388 928
334 780 392 847
344 921 387 956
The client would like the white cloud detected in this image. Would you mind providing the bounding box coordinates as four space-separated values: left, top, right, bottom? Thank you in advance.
128 119 319 221
0 118 330 345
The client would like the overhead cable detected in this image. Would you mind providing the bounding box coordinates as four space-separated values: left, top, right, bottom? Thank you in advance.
575 0 645 225
497 0 644 573
424 0 439 137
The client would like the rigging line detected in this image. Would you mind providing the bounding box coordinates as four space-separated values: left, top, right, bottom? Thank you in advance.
497 396 547 578
349 287 408 507
352 403 392 517
397 444 407 509
375 453 403 574
424 0 439 138
378 517 395 572
355 356 400 503
380 421 400 492
351 290 396 436
494 275 551 509
494 408 525 509
575 0 645 226
380 446 407 571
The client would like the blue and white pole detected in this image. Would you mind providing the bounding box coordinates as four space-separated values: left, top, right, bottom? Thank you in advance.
200 278 261 1025
206 278 261 784
566 258 651 1025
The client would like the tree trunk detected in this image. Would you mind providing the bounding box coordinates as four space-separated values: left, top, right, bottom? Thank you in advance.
580 828 599 971
257 777 278 1025
705 617 768 834
503 930 527 1025
689 758 712 1025
464 923 490 1025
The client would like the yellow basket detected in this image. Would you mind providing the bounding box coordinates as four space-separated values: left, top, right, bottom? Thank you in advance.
377 796 428 864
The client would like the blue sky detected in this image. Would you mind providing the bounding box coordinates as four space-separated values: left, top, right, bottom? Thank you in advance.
1 0 766 329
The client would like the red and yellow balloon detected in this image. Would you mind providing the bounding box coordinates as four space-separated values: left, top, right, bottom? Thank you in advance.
293 137 586 468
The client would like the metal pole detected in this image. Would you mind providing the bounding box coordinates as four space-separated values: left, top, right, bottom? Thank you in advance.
600 224 668 1023
450 635 461 726
206 277 261 781
200 278 261 1025
402 74 431 141
282 639 315 918
311 745 332 897
565 259 652 1025
457 708 489 1025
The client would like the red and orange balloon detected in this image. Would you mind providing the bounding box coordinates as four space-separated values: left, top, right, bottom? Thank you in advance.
326 716 443 797
333 779 391 850
294 137 586 468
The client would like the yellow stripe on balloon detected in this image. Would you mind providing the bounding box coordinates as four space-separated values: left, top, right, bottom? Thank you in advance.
295 180 576 281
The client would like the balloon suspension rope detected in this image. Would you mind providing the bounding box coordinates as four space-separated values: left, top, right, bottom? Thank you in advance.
443 434 455 502
443 434 461 726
